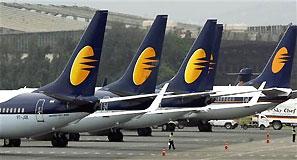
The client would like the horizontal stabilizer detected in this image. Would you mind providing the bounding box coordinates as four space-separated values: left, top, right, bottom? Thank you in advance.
43 93 98 105
261 87 292 97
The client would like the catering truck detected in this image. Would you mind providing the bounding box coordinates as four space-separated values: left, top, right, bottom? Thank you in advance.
257 98 297 130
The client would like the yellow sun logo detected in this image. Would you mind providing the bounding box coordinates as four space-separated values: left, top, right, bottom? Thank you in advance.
133 47 158 86
70 46 97 86
184 48 208 84
271 47 289 74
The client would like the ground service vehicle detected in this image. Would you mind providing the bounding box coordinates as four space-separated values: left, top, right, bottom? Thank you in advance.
257 99 297 130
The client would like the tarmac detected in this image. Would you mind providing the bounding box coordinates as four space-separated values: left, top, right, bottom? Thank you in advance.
1 127 296 160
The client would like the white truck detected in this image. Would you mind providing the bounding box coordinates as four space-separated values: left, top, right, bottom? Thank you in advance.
239 114 270 130
209 120 238 129
256 98 297 130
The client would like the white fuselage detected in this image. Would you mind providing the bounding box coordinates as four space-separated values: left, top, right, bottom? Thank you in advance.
0 112 88 138
0 89 90 138
57 110 145 133
118 108 192 129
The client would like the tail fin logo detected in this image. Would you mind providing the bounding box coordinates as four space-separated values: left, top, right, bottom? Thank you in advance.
271 47 289 74
184 49 208 84
133 47 158 86
70 46 97 86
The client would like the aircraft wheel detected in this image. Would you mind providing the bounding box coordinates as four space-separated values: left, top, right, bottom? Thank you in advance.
197 121 212 132
51 133 68 147
69 133 80 141
167 123 176 132
137 127 152 136
108 130 123 142
3 139 21 147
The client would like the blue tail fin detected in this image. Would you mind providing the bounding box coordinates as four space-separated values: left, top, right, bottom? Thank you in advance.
37 10 108 97
167 19 217 93
205 24 223 90
103 15 168 95
245 24 297 88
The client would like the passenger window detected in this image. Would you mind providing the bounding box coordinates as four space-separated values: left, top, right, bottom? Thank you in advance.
17 108 21 113
6 108 9 113
21 108 24 113
10 108 13 113
13 108 17 113
0 108 1 113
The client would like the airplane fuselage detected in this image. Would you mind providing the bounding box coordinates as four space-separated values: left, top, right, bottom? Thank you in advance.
0 93 92 138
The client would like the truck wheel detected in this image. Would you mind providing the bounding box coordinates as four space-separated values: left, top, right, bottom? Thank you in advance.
272 121 282 130
259 125 265 130
224 123 232 129
242 125 248 130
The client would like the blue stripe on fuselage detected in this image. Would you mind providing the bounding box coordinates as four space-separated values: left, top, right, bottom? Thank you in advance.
0 93 92 114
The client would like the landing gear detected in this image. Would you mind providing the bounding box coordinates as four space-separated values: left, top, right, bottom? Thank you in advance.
108 129 123 142
3 139 21 147
69 133 80 141
197 121 212 132
137 127 152 136
51 133 68 147
161 123 176 132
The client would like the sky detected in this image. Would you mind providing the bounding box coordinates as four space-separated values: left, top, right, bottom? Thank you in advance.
2 0 297 25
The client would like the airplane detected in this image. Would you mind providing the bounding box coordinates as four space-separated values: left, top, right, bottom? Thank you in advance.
112 19 220 137
45 18 222 143
31 15 169 144
181 24 297 132
117 23 297 135
0 10 108 147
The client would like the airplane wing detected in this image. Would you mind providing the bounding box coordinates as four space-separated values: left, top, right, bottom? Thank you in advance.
248 82 265 104
88 83 170 118
144 83 169 112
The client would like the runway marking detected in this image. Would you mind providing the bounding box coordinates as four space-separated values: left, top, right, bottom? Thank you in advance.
260 155 265 157
16 151 21 154
72 152 78 154
128 153 134 155
151 153 156 156
61 151 66 154
39 151 44 154
106 152 111 155
116 152 122 155
83 152 89 154
27 151 33 154
249 154 254 157
95 152 101 155
49 151 55 154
